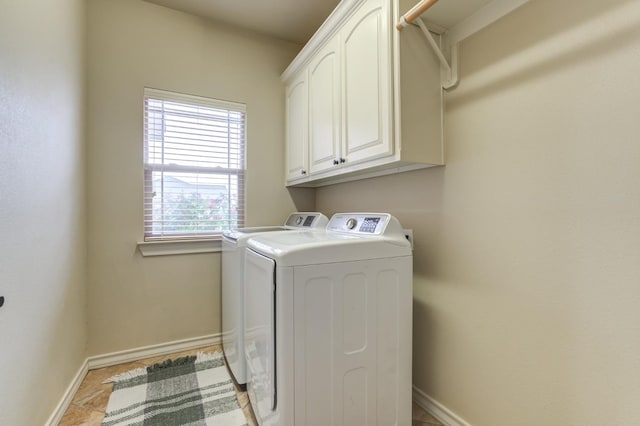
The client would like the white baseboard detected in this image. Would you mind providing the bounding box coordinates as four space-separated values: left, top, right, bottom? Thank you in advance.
413 385 472 426
47 333 221 425
45 360 88 426
87 333 221 369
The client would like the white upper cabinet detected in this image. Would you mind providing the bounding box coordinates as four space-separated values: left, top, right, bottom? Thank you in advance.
282 0 444 187
285 71 309 182
341 0 393 166
308 37 341 175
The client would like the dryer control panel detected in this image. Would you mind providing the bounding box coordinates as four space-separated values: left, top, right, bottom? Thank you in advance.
326 213 391 235
284 212 328 228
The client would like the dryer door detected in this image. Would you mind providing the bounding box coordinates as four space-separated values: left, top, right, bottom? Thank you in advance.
244 249 277 421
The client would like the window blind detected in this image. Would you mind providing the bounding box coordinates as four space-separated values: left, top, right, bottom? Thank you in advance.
143 88 246 240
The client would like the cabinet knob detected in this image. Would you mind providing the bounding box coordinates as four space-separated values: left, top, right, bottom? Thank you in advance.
340 158 346 163
301 170 307 175
333 159 339 165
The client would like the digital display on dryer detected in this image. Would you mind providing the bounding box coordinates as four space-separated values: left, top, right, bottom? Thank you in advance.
303 215 315 227
360 217 380 233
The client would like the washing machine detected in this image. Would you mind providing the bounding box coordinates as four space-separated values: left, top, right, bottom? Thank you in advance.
244 213 413 426
222 212 328 386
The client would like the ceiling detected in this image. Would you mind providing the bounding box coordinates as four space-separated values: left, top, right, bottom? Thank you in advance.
143 0 342 44
143 0 502 44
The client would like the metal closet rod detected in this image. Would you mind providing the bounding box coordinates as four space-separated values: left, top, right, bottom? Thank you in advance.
396 0 439 31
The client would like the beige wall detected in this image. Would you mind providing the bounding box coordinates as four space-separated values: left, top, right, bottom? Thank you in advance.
0 0 87 424
316 0 640 424
86 0 312 355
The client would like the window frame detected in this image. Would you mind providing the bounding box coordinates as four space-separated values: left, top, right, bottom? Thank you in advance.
141 87 246 244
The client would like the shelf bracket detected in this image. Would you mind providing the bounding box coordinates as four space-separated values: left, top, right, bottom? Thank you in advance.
414 18 459 90
396 0 457 89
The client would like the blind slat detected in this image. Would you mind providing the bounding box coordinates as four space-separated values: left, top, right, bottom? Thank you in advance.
143 164 245 175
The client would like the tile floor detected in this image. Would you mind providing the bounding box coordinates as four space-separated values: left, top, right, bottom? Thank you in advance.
59 344 443 426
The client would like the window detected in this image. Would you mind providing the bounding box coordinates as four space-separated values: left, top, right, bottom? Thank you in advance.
143 88 245 240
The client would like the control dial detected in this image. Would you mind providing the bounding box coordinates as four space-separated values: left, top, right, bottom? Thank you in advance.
296 216 304 225
346 218 358 230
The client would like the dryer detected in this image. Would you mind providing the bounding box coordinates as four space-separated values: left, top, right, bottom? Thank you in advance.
222 212 328 386
244 213 412 425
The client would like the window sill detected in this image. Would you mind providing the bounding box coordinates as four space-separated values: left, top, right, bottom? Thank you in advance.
137 239 222 257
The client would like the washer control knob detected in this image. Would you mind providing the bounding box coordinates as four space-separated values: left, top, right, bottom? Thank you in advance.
346 218 358 230
296 216 304 225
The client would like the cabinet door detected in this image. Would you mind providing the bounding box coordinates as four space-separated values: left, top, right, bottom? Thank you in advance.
285 71 309 182
309 37 341 175
341 0 393 165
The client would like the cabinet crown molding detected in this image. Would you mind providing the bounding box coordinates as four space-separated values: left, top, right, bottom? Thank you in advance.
281 0 367 82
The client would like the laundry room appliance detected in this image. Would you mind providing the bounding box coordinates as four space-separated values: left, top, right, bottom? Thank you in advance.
244 213 412 426
222 212 328 386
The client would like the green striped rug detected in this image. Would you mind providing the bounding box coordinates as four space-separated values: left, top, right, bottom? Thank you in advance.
102 352 247 426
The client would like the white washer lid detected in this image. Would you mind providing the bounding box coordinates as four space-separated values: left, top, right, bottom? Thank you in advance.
223 226 287 243
223 212 328 242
